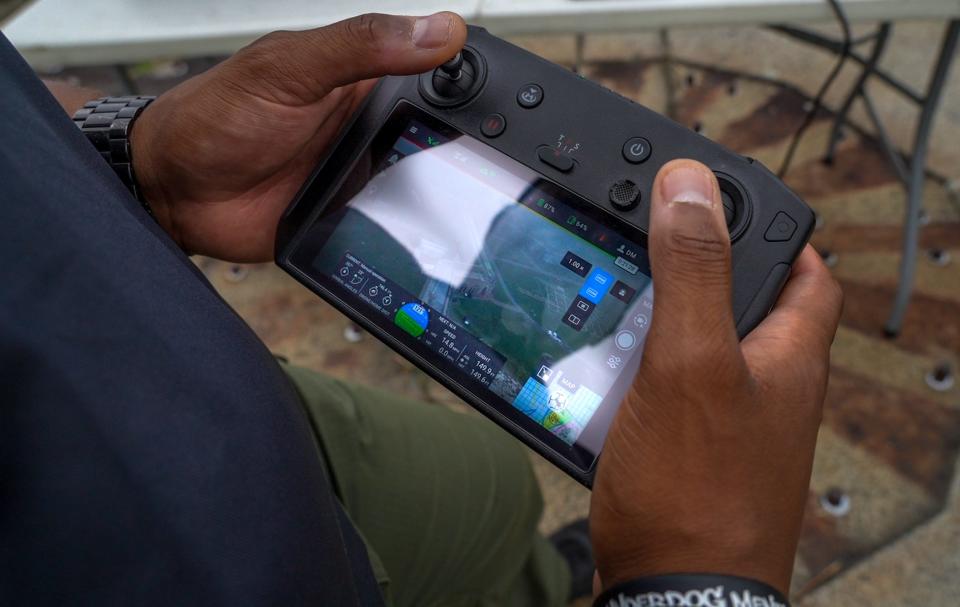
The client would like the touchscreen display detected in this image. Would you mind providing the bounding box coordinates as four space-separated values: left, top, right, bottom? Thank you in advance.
291 102 653 469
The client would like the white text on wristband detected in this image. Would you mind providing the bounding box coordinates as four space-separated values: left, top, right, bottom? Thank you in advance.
602 586 787 607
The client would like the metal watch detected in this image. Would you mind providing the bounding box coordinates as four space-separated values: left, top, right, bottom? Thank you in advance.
73 95 157 215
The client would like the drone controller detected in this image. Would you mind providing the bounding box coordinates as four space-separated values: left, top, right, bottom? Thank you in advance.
276 26 814 486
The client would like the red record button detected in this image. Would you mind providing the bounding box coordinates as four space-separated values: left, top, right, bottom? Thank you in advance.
480 113 506 138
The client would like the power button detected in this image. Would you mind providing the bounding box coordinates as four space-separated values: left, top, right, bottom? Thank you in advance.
622 137 652 164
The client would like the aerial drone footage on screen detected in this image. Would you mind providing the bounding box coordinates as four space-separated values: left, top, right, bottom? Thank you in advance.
298 104 654 453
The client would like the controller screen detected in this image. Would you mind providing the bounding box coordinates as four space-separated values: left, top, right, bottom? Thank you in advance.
294 102 653 466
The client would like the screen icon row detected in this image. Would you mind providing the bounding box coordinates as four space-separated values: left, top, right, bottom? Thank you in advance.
563 295 596 331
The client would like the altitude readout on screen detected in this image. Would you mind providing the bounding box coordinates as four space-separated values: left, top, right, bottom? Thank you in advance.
423 314 505 388
332 252 506 389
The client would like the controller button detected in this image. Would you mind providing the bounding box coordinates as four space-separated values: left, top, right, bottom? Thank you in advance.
609 179 641 211
622 137 652 164
537 146 574 173
764 212 798 242
517 84 544 108
715 173 752 241
480 113 506 138
721 189 737 226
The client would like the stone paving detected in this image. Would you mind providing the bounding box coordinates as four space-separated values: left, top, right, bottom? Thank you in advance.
38 17 960 606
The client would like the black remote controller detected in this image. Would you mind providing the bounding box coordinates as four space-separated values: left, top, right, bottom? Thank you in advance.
276 26 813 487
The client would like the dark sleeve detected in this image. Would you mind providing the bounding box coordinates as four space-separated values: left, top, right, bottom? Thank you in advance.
0 35 383 607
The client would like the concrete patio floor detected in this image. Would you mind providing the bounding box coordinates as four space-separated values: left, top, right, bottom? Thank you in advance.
37 17 960 606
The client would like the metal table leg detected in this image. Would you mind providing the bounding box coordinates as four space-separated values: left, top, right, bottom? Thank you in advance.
769 24 924 104
860 90 910 187
772 19 959 335
885 20 960 336
824 23 891 163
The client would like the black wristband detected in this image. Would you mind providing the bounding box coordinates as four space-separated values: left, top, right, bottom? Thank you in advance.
594 573 789 607
73 96 157 216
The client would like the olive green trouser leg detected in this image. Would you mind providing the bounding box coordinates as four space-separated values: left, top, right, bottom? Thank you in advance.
281 363 571 607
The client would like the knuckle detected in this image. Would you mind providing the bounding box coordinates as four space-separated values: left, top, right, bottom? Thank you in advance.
813 276 844 347
663 229 730 271
343 13 385 50
812 252 844 311
656 229 731 289
648 333 739 386
682 342 722 372
236 31 295 74
830 276 845 312
248 30 296 56
230 30 323 104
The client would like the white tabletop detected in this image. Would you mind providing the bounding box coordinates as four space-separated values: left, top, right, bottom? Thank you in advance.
5 0 959 68
480 0 960 35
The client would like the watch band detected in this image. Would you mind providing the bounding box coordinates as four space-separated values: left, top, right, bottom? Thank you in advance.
73 95 157 215
594 573 789 607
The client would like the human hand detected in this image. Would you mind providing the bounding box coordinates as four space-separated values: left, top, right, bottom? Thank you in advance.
132 13 467 261
589 160 843 594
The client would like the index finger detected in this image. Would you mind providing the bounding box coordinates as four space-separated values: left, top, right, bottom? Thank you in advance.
743 245 844 354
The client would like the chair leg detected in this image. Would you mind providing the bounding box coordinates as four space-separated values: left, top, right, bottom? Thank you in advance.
573 33 585 74
885 20 960 336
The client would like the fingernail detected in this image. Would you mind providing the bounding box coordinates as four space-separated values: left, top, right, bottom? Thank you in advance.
412 13 453 49
660 164 716 209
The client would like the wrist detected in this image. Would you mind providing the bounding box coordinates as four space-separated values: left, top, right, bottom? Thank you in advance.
591 476 798 596
594 573 789 607
598 556 791 600
592 521 793 596
128 100 183 248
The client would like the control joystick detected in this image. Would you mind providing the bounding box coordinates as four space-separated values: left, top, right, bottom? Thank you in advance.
438 52 464 80
419 46 487 107
714 173 752 240
432 52 473 99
